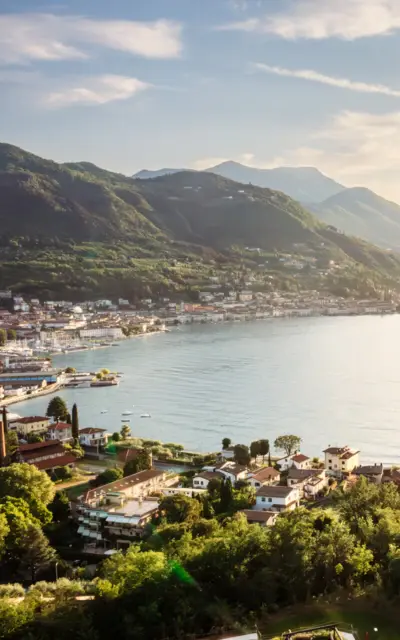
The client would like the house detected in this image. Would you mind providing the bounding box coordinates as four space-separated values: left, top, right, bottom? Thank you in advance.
353 463 383 484
382 468 400 486
254 485 300 512
287 468 327 497
214 461 248 483
193 471 225 489
10 416 50 437
219 447 235 460
78 427 109 448
248 466 280 489
47 422 73 443
241 509 278 527
277 453 311 471
324 446 360 477
19 439 76 472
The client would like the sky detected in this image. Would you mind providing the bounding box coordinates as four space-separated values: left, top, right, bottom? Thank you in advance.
2 0 400 200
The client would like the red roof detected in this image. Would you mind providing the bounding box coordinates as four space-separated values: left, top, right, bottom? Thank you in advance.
50 422 72 431
117 448 142 464
292 454 309 463
22 445 65 462
29 453 77 471
13 416 48 424
20 439 61 452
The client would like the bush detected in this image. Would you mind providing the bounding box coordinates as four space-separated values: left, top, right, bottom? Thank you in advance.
0 583 25 598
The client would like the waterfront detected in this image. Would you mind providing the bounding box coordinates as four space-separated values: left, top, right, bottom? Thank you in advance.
13 315 400 464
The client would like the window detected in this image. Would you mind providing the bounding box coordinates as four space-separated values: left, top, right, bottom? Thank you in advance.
268 498 272 502
261 497 266 502
328 459 332 463
255 482 260 487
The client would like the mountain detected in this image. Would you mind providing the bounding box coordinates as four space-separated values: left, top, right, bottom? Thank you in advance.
206 161 345 203
1 142 400 300
133 168 186 179
309 187 400 251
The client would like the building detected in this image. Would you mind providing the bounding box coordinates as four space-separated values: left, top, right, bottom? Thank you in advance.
19 440 76 472
278 453 311 471
254 485 300 512
47 422 73 443
77 469 176 551
193 471 225 489
240 509 278 527
248 466 280 489
0 370 62 388
323 446 360 477
287 468 327 497
353 463 383 484
79 427 109 448
10 416 50 437
79 327 123 340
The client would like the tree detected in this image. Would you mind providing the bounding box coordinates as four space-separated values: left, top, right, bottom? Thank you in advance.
5 431 19 462
46 396 69 422
18 524 57 582
250 440 260 460
91 468 123 488
159 494 201 524
0 513 9 559
2 407 7 436
26 433 44 444
0 463 55 523
222 437 231 450
6 329 16 341
219 478 233 512
65 367 76 374
71 403 79 442
120 425 131 440
233 444 251 466
259 439 270 462
274 435 301 457
0 329 6 347
123 450 152 477
48 491 70 522
111 432 121 442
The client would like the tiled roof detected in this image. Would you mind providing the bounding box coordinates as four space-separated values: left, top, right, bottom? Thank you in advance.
83 468 165 502
50 422 72 431
13 416 48 424
241 509 277 523
30 453 77 471
20 439 61 452
353 464 383 476
288 468 321 481
195 471 224 481
79 427 107 434
256 485 296 498
251 467 280 481
291 454 310 463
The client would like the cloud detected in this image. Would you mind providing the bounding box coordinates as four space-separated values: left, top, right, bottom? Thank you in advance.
0 13 182 64
219 0 400 40
272 110 400 200
254 63 400 98
45 75 149 108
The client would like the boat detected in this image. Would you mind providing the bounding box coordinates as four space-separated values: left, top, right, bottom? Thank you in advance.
101 410 108 414
140 413 151 418
121 411 133 416
90 379 119 387
121 419 130 423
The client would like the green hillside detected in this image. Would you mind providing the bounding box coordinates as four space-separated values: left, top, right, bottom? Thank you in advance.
0 143 400 300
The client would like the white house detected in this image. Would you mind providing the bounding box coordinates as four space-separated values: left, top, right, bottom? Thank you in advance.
277 453 311 471
323 446 360 477
254 485 300 512
287 468 327 497
248 466 280 489
47 422 73 443
79 427 109 448
193 471 224 489
241 509 278 527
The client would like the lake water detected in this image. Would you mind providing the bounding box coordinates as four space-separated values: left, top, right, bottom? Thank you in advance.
14 316 400 465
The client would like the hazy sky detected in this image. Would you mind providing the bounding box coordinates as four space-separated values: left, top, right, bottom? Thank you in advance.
2 0 400 200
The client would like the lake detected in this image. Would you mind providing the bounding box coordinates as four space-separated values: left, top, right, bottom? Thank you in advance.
14 315 400 465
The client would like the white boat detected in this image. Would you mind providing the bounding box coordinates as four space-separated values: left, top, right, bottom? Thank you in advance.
140 413 151 418
122 411 133 416
121 419 130 423
101 410 108 414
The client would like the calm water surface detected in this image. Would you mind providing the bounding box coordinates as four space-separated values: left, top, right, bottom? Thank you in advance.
14 316 400 464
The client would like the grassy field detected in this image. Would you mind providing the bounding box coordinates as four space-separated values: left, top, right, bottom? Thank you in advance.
261 601 399 639
65 481 90 501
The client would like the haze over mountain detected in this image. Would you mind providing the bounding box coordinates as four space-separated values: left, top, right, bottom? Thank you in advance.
206 161 345 204
309 188 400 252
133 168 187 180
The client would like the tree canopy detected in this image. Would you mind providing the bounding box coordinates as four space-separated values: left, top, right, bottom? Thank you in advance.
46 397 69 422
123 450 151 477
0 464 55 524
274 434 302 457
